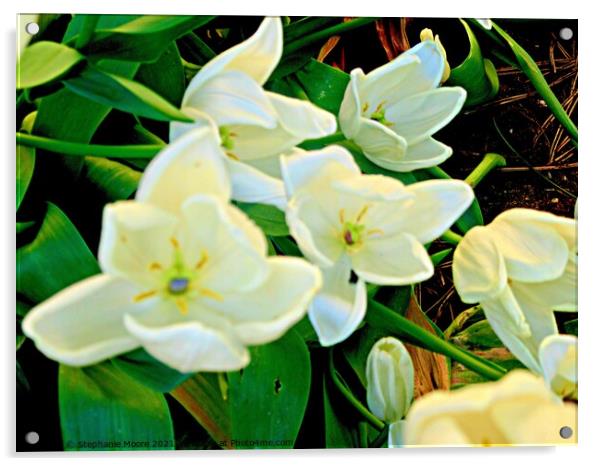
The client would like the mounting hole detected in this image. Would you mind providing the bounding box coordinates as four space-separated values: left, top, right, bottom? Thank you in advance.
559 27 573 41
25 431 40 445
559 425 573 439
25 22 40 35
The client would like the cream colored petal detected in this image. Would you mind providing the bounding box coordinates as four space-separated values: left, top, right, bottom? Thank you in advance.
409 416 472 446
226 157 287 210
136 127 231 212
539 334 577 398
331 174 413 202
352 231 433 285
308 258 367 346
182 16 282 94
182 70 278 128
388 420 406 448
372 137 452 172
98 201 179 288
386 87 466 145
353 118 408 165
452 226 507 303
338 69 364 139
123 304 250 373
169 106 215 142
179 195 268 293
210 256 321 345
21 274 141 366
280 145 360 198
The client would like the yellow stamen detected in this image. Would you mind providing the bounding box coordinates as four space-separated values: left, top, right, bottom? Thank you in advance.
148 262 163 271
200 288 224 302
195 251 208 270
367 228 385 237
339 208 346 224
356 205 370 223
175 298 188 315
170 237 180 249
362 102 369 113
133 289 158 303
226 151 240 161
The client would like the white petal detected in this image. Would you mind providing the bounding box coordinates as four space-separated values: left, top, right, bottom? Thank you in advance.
308 259 367 346
453 226 507 303
386 87 466 145
388 420 406 448
398 40 446 95
22 275 141 366
182 70 278 128
136 127 231 212
352 231 433 285
369 137 452 172
280 145 360 198
358 54 421 106
394 179 474 243
246 153 282 177
124 306 250 373
169 107 215 143
488 211 570 282
179 195 268 292
212 256 321 345
354 118 408 165
183 17 282 93
332 174 413 202
226 157 287 209
98 201 179 288
539 334 577 398
285 191 345 268
338 70 364 139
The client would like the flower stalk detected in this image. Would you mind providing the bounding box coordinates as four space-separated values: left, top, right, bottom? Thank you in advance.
465 152 506 188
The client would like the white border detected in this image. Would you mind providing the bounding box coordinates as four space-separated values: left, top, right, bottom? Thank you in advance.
3 1 600 465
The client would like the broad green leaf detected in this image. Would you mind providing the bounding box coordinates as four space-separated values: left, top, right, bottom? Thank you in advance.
63 15 141 42
170 373 232 447
430 248 452 266
236 202 289 237
16 146 35 210
452 320 504 349
342 325 390 388
228 330 311 448
447 20 499 106
17 41 83 89
59 363 174 451
63 67 192 122
323 375 356 448
135 42 186 107
292 316 319 344
112 348 191 393
81 157 141 201
16 203 100 303
294 59 350 115
270 236 303 257
75 15 216 63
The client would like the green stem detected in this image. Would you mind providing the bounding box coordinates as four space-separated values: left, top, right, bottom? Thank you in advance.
75 15 100 49
284 17 378 54
183 33 216 61
358 422 369 448
440 230 463 246
366 299 506 380
300 131 347 150
16 132 164 159
328 350 385 431
425 166 451 180
283 17 338 42
443 305 483 339
465 152 506 188
368 425 389 448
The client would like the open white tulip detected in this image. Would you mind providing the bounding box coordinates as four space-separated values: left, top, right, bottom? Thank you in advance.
394 370 577 447
338 41 466 172
22 128 321 373
281 146 474 345
366 337 414 423
170 17 337 209
539 334 577 399
453 208 577 373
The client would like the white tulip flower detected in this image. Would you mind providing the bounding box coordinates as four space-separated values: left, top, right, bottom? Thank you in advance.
22 128 321 373
281 146 474 345
539 334 577 399
394 370 576 447
338 41 466 172
453 208 577 373
366 337 414 423
171 17 337 209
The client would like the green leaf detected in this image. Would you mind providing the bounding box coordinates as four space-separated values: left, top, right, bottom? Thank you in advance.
293 59 350 115
564 318 578 336
59 363 174 451
17 203 100 303
135 42 186 107
342 325 390 388
17 41 84 89
452 320 504 349
323 375 356 448
228 330 311 448
236 202 289 237
81 157 141 201
447 20 499 106
112 348 191 393
16 145 35 210
63 67 192 122
270 236 303 257
76 15 216 63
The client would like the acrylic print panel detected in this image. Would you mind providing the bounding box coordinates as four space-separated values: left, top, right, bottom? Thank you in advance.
16 14 577 451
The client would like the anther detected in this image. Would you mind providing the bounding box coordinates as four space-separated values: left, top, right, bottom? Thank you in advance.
133 289 158 303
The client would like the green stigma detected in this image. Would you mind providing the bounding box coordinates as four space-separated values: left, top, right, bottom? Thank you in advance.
219 126 235 151
342 222 365 246
370 110 392 126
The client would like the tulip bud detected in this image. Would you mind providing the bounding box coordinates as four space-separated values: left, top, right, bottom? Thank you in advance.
366 337 414 423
